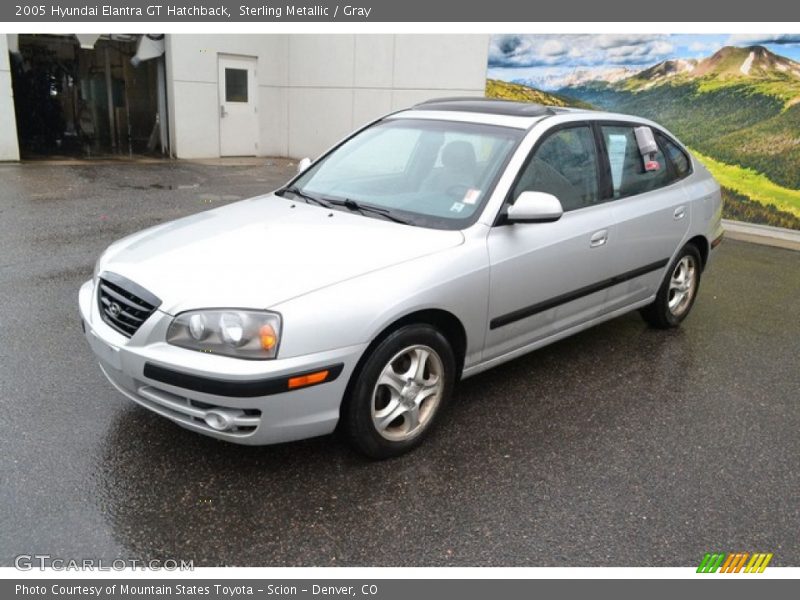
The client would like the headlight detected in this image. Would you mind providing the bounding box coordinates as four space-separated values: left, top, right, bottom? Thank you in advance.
167 310 281 359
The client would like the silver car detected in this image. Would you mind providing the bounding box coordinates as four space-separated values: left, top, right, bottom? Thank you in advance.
79 98 724 458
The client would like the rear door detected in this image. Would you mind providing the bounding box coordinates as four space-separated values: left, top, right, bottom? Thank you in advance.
598 123 691 310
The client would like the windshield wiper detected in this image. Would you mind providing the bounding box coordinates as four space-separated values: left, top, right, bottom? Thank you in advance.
278 186 332 208
332 198 413 225
279 188 412 225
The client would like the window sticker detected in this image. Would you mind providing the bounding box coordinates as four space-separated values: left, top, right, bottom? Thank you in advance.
462 188 481 205
634 126 658 156
644 160 661 172
450 202 466 213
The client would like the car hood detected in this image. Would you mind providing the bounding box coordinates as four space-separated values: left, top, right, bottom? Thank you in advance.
98 194 464 314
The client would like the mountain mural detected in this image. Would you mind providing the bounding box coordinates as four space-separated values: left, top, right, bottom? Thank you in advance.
487 37 800 230
485 79 592 108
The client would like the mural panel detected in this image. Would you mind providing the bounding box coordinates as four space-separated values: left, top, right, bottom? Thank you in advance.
487 34 800 230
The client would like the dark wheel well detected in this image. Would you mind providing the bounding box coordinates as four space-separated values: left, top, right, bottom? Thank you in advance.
687 235 709 270
366 309 466 378
340 309 467 422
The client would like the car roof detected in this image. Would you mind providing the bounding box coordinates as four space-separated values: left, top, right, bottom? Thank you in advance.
413 97 564 117
391 98 672 135
392 97 590 129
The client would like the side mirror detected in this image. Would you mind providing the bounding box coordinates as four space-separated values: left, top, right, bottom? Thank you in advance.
297 157 312 174
506 191 563 224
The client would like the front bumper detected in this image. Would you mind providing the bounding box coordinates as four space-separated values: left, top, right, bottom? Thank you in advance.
79 279 366 445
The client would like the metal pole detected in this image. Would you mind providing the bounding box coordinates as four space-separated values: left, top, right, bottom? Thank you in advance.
122 47 133 158
104 45 116 152
157 56 169 155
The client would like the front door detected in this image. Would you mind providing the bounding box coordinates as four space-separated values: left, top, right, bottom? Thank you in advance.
218 55 258 157
485 124 616 361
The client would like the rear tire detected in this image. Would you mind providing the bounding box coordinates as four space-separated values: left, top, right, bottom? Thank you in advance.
341 324 455 459
640 243 702 329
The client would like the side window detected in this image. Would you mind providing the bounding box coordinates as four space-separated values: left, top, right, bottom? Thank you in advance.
513 126 600 211
658 134 691 180
601 126 672 198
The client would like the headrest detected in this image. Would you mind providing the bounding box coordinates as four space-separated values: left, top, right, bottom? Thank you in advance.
441 141 477 170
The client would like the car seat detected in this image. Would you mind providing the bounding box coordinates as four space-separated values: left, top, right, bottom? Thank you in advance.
421 140 478 193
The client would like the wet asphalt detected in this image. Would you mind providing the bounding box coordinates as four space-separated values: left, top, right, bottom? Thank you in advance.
0 159 798 567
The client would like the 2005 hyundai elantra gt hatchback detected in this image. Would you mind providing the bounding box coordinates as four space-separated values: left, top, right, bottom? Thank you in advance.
80 98 723 458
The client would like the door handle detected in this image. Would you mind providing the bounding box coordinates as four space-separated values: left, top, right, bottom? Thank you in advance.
673 205 687 220
590 229 608 248
220 104 228 118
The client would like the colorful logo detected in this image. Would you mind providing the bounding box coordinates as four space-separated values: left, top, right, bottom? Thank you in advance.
697 552 773 573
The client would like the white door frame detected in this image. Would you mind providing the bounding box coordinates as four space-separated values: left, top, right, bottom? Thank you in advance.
217 53 259 157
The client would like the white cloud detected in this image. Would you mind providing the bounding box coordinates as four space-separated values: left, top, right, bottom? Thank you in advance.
688 40 719 53
594 35 665 50
539 39 568 57
488 34 675 69
651 41 675 55
727 34 800 46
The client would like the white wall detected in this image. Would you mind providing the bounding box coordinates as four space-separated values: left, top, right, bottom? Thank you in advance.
0 35 20 161
165 34 289 159
166 34 490 159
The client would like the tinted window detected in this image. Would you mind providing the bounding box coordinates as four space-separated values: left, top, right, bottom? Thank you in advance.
659 134 691 179
513 126 600 211
225 68 248 102
601 126 672 198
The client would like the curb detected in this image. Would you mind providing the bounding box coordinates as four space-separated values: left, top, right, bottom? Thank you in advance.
722 219 800 252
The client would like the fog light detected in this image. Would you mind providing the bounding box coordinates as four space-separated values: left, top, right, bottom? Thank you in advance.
204 409 237 431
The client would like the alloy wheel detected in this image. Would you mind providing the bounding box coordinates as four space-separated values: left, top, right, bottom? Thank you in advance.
371 344 444 442
668 255 697 316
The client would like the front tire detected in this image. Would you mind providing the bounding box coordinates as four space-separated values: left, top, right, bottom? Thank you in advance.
640 243 702 329
342 324 455 459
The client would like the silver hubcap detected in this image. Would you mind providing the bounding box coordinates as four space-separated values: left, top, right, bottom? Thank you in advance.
371 345 444 442
668 255 697 316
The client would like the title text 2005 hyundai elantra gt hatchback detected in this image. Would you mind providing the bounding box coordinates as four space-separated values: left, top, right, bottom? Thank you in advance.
80 98 723 458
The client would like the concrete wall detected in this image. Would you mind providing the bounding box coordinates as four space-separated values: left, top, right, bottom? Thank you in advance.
165 34 289 159
166 34 490 159
0 35 20 161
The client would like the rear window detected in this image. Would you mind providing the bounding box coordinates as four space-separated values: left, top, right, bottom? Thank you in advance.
658 134 692 180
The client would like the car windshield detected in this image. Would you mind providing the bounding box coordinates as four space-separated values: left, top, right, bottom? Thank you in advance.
288 118 524 229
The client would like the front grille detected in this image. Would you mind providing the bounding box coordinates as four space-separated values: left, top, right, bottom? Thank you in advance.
97 273 161 338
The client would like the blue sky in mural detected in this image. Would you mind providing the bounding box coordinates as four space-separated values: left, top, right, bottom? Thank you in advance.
487 34 800 89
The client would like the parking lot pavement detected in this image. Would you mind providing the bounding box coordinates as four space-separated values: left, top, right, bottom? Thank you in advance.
1 159 798 567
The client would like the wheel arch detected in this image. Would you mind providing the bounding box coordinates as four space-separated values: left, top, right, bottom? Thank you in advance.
686 234 710 270
363 308 466 377
339 308 468 422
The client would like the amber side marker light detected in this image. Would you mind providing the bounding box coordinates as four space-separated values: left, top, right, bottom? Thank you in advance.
288 370 330 390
